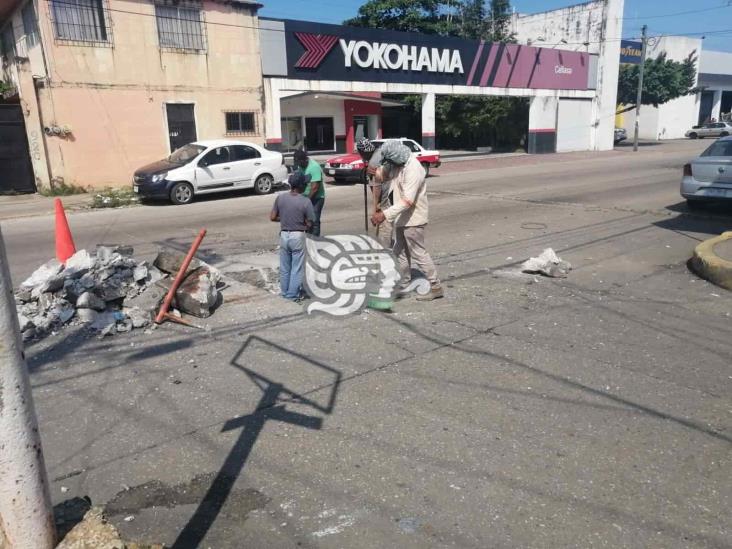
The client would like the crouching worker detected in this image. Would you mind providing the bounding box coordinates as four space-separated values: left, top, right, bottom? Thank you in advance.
370 140 443 301
270 172 315 300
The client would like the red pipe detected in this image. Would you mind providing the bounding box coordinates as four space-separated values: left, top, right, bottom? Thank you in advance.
155 229 207 324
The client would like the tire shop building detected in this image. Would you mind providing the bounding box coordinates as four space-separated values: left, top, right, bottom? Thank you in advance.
260 0 624 156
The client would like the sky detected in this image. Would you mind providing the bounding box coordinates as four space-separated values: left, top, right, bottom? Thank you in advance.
258 0 732 53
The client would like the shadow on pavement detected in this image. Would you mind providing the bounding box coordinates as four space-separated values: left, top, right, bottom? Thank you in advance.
656 202 732 239
170 335 341 549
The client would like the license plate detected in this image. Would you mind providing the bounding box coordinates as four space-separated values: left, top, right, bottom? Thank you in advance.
328 169 335 175
133 185 139 193
704 188 727 197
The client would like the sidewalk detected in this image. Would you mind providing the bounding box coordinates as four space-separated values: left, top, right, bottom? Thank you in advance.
0 193 91 222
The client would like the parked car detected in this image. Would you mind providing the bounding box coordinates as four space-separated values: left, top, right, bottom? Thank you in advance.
323 138 441 183
681 136 732 207
614 127 627 144
685 122 732 139
133 140 288 205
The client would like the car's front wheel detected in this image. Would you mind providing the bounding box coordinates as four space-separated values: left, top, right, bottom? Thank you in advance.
421 162 431 178
686 199 704 210
254 174 274 195
170 182 194 205
689 132 698 139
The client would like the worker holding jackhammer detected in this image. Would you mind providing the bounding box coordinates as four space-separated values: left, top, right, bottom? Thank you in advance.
355 137 393 249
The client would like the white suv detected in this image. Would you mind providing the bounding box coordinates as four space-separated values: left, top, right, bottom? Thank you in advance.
133 140 288 204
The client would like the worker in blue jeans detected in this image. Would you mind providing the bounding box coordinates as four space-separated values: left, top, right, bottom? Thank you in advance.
270 172 315 300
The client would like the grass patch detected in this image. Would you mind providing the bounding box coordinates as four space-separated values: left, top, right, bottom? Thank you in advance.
90 188 140 209
39 182 89 196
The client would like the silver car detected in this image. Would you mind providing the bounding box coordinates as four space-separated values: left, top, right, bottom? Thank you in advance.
685 122 732 139
681 136 732 206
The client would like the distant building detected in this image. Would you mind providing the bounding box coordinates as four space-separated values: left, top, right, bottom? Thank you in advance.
0 0 263 192
697 50 732 125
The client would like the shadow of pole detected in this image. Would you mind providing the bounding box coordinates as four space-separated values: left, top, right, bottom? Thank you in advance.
171 336 338 548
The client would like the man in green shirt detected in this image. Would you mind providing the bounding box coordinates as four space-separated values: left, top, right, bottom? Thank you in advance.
294 149 326 236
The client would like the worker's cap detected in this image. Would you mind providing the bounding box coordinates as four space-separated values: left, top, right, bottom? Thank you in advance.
355 137 376 153
293 149 308 163
288 171 311 189
379 140 411 166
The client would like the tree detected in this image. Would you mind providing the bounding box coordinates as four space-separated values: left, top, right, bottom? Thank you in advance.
617 52 697 112
347 0 525 150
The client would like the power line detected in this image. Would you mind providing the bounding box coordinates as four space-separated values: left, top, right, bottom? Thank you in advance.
622 2 732 20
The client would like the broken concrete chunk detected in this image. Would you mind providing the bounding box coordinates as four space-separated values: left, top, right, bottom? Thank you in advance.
20 259 63 289
50 300 75 325
133 264 149 283
98 280 128 302
521 248 572 278
17 313 34 332
154 250 221 284
91 311 117 333
76 292 106 311
125 282 168 315
76 308 99 325
63 250 96 278
116 319 133 333
124 307 151 329
15 286 33 303
176 267 219 318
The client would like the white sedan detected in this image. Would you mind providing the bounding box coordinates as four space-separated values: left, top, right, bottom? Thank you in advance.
133 140 288 205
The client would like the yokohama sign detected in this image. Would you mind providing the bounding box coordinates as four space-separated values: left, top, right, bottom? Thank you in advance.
274 19 593 91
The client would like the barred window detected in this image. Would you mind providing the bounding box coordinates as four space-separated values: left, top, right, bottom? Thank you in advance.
155 5 205 51
51 0 110 43
22 4 40 48
1 25 15 60
225 112 256 134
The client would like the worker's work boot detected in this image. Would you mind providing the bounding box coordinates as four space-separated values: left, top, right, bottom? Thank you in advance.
416 285 444 301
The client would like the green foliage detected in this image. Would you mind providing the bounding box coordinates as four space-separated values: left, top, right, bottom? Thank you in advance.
347 0 523 150
617 52 698 108
90 188 139 209
0 80 14 94
39 181 88 197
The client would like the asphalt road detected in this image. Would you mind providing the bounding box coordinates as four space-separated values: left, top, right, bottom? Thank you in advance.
6 139 732 548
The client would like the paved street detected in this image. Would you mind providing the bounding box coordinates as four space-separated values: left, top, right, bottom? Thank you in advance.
3 140 731 547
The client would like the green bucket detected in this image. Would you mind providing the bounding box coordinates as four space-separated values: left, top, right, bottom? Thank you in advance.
367 294 394 311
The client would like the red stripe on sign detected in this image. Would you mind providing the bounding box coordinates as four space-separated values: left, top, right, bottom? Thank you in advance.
266 138 283 144
479 44 499 87
529 129 556 134
422 132 436 137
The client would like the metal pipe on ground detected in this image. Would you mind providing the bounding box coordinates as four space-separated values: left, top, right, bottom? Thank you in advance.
155 229 207 326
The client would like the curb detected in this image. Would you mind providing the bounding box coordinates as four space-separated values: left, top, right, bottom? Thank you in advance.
690 231 732 291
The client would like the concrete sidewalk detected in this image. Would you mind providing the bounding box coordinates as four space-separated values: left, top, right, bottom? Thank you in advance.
0 192 92 221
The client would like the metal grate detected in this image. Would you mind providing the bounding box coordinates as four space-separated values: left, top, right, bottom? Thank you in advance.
50 0 113 46
155 5 206 52
225 111 257 135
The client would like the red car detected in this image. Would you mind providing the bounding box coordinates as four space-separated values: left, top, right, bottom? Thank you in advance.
323 138 441 183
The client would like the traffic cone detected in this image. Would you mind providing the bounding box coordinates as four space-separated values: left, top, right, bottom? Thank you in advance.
54 198 76 264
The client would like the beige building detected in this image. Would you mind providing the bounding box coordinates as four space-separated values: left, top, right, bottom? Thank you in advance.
0 0 264 192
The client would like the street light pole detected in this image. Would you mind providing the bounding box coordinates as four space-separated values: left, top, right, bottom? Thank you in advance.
633 25 648 152
0 226 55 548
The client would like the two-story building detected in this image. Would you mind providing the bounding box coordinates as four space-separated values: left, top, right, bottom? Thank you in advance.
0 0 263 192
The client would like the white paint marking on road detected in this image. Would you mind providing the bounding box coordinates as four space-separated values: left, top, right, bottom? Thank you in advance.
311 514 356 538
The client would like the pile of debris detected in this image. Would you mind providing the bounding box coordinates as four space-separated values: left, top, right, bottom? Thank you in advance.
15 246 221 340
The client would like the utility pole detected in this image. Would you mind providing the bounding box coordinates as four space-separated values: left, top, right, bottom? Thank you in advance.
0 227 55 548
633 25 648 152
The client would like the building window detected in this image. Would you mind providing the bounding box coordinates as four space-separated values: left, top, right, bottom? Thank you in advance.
155 5 206 52
22 4 40 48
1 25 16 62
225 111 257 135
51 0 111 44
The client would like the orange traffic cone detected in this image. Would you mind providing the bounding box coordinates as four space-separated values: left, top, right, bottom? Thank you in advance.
55 198 76 264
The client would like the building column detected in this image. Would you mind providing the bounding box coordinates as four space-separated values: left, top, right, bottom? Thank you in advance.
712 90 723 121
528 96 558 154
591 0 624 151
421 92 436 149
263 79 283 151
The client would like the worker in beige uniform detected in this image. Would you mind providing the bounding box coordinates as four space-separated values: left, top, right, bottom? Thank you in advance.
370 140 444 301
356 137 393 248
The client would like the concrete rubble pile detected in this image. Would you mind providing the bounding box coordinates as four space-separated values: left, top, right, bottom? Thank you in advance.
15 246 222 340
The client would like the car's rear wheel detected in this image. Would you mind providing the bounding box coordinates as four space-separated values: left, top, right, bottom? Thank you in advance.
421 162 430 178
170 182 194 205
254 174 274 195
689 132 698 139
721 132 730 137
